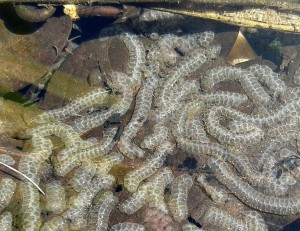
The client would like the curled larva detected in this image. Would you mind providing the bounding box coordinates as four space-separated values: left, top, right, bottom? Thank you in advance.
45 180 66 214
168 174 193 222
110 222 145 231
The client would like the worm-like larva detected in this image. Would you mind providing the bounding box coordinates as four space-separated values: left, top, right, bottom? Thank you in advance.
72 109 117 134
35 88 110 123
203 206 268 231
110 222 145 231
119 167 173 214
157 43 220 110
147 167 174 213
30 123 82 151
203 91 248 108
92 191 118 231
95 152 124 176
119 183 148 214
19 183 41 231
55 127 117 177
119 33 145 87
247 64 286 98
203 66 271 106
168 174 193 222
140 124 170 150
267 122 299 142
69 162 97 192
72 72 134 134
197 174 228 204
0 212 12 231
171 100 207 141
179 140 288 193
45 180 66 214
0 178 16 212
124 141 174 192
207 101 299 128
206 106 264 145
208 157 300 215
0 154 15 166
118 74 159 159
40 217 69 231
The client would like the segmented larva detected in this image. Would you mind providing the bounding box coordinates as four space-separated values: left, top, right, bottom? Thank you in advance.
119 33 145 87
35 88 110 123
72 73 135 134
267 122 299 142
157 43 219 109
55 127 117 177
208 157 300 215
203 66 271 106
182 223 205 231
69 161 97 192
203 206 268 231
179 140 288 194
0 154 15 166
247 64 286 97
171 100 207 141
118 74 159 159
119 168 173 214
45 180 66 214
140 124 170 150
68 175 114 211
40 217 69 231
0 212 12 231
168 174 193 222
147 167 174 213
110 222 145 231
197 174 228 204
64 175 115 230
118 183 148 214
95 152 124 176
19 183 41 231
72 109 116 134
124 141 174 192
206 104 264 145
202 91 248 108
92 191 118 231
0 178 16 212
76 127 117 160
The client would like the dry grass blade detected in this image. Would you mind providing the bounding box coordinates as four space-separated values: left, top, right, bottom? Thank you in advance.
0 161 45 195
